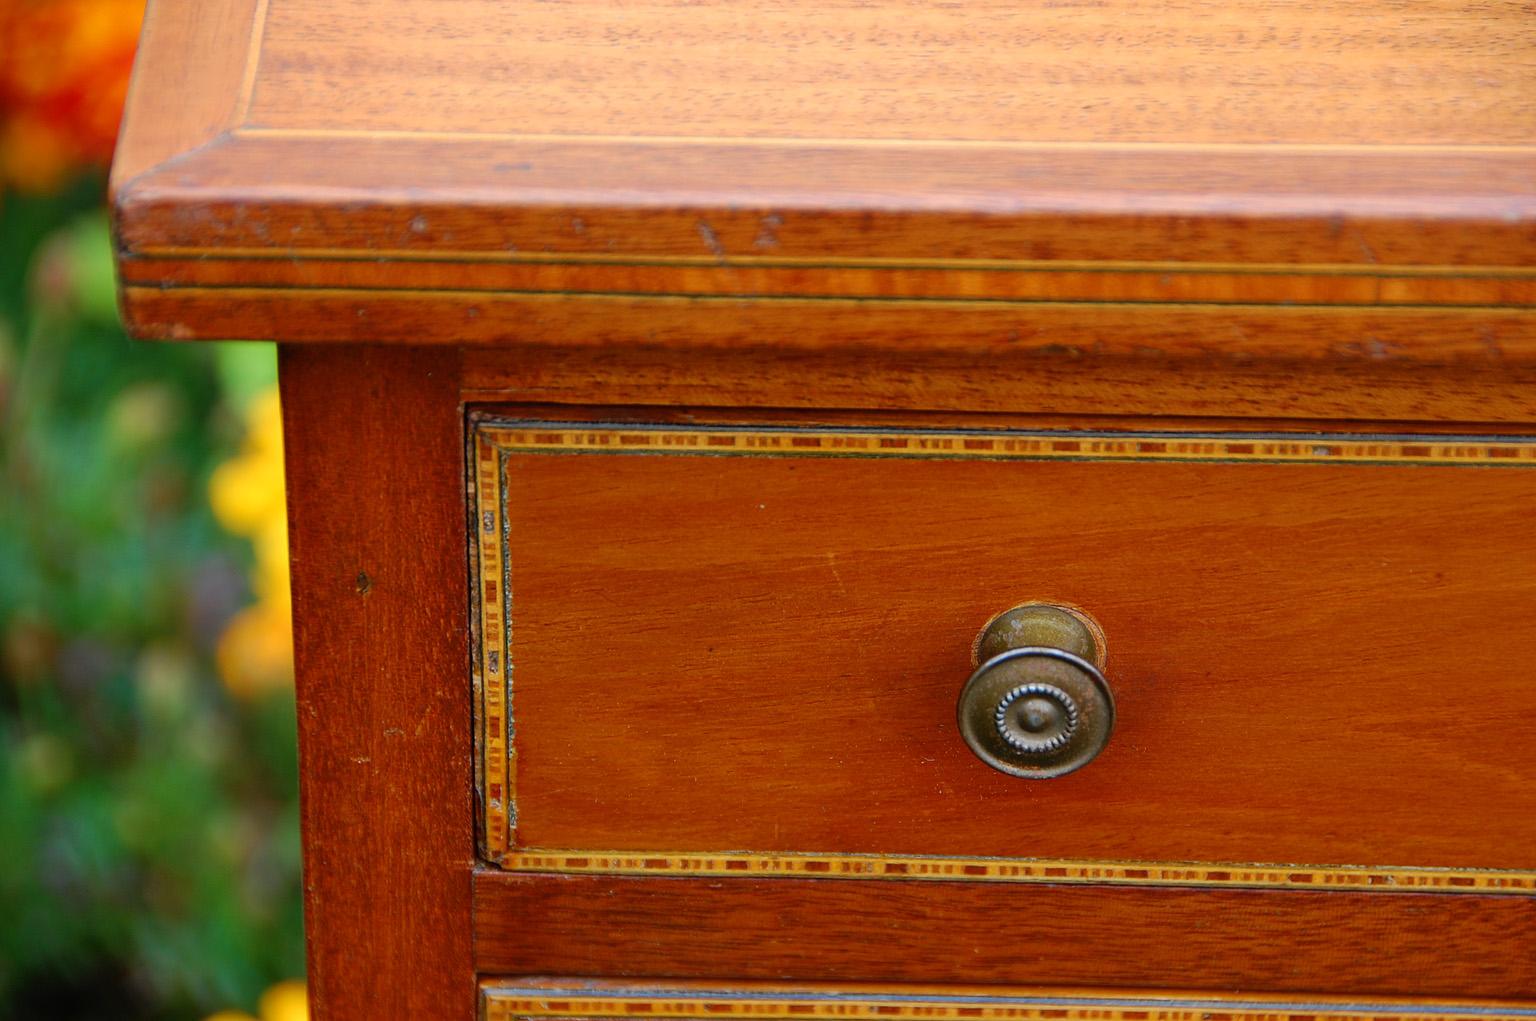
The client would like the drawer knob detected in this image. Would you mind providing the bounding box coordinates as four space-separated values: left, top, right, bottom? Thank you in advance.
958 603 1114 778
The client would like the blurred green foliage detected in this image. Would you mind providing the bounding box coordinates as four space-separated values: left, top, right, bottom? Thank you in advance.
0 178 304 1019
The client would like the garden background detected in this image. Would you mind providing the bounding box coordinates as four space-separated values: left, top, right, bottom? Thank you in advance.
2 1 308 1017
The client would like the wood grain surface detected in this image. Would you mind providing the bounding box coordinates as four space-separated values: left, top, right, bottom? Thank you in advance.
107 0 258 189
112 0 1536 358
249 0 1535 145
470 871 1536 1000
458 345 1536 424
475 419 1536 871
281 346 473 1021
114 280 1536 358
114 135 1536 266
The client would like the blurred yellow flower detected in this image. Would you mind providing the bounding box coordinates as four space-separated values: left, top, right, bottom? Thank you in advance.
210 388 294 700
260 980 310 1021
202 980 308 1021
210 392 286 534
216 601 294 701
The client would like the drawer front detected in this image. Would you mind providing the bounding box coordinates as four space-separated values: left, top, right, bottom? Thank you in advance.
471 417 1536 889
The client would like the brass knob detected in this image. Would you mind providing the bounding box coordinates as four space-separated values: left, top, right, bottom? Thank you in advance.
958 603 1114 778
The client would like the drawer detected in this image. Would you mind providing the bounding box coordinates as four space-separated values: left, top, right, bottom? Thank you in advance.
470 416 1536 888
479 980 1536 1021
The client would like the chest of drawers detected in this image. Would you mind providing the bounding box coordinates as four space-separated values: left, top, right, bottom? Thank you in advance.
112 0 1536 1017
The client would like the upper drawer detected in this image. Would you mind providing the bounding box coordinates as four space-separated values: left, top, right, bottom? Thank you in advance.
471 415 1536 893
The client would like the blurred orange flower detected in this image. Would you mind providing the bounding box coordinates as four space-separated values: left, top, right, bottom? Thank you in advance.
0 0 145 192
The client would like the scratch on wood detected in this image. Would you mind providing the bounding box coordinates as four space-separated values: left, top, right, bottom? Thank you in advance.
696 219 727 261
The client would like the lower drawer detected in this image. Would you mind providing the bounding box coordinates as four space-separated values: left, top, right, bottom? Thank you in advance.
480 980 1536 1021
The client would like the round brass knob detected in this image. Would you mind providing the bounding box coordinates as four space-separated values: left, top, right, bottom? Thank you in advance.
958 603 1114 778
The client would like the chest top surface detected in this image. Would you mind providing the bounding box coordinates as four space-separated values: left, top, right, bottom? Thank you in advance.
244 0 1531 146
112 0 1534 359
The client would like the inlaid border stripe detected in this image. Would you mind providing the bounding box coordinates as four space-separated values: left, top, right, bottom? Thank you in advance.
115 257 1536 308
238 125 1536 155
474 430 512 859
117 282 1536 314
233 0 272 124
122 246 1536 276
480 988 1536 1021
479 424 1536 468
497 850 1536 895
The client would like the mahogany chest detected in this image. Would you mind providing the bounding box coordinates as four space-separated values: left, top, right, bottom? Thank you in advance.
112 1 1536 1018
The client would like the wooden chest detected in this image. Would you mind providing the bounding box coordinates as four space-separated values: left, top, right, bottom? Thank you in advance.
112 1 1536 1018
